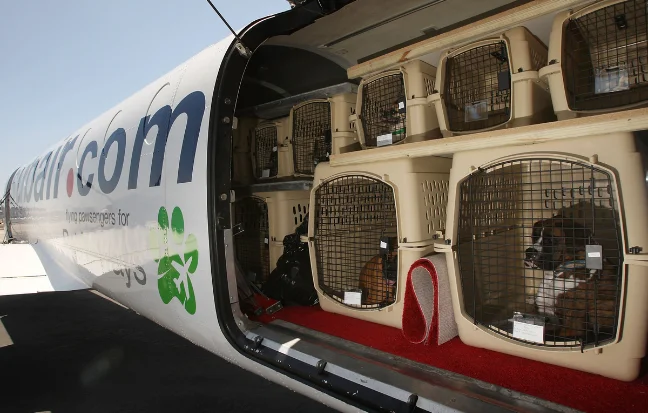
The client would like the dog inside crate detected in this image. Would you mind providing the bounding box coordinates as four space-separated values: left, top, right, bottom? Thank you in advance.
456 159 623 346
314 175 399 308
563 0 648 111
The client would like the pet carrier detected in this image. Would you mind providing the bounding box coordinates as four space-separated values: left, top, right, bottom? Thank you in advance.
233 116 258 186
290 93 357 176
251 117 293 180
234 196 271 285
353 60 440 149
308 157 452 328
428 26 553 137
235 190 311 279
539 0 648 120
438 132 648 381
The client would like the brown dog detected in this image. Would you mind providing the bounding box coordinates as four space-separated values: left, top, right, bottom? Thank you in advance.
525 215 619 339
359 237 398 305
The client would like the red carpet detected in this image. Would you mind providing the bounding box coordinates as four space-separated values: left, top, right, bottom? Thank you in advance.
257 304 648 413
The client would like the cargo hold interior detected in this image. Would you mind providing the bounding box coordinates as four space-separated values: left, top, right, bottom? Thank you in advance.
227 1 648 412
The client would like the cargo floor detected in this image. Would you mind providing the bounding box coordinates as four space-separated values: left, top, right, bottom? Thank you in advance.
258 304 648 413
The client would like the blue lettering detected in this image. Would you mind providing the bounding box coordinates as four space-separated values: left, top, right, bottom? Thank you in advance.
77 141 97 196
98 128 126 194
129 106 171 189
34 151 53 202
46 146 62 200
53 136 78 199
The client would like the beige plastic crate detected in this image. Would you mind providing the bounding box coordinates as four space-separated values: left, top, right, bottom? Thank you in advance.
353 60 441 149
251 117 293 180
252 190 310 272
308 156 452 328
232 116 258 186
290 93 358 176
428 26 553 137
439 132 648 381
539 0 648 120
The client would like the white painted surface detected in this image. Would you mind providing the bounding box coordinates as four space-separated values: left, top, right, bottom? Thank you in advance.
0 244 54 295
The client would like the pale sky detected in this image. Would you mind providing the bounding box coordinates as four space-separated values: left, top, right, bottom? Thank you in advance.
0 0 289 186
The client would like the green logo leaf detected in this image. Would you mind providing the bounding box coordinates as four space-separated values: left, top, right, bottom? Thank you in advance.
151 206 198 315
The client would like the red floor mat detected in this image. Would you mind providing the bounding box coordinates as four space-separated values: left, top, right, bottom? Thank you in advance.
258 305 648 413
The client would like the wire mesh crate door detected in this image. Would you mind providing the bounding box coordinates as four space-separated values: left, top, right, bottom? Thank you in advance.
563 0 648 111
292 102 332 175
456 159 623 347
360 73 407 147
314 175 398 308
254 125 278 178
444 41 512 132
234 197 271 285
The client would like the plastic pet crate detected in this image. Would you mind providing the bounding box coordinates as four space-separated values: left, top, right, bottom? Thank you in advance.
243 190 311 274
429 26 553 137
353 60 441 149
539 0 648 119
252 117 293 180
438 132 648 381
308 157 452 328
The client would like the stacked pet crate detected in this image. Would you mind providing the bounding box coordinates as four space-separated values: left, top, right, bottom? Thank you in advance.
435 1 648 381
234 190 311 283
352 60 441 148
251 117 293 180
539 0 648 120
428 26 554 136
308 157 452 329
290 93 357 176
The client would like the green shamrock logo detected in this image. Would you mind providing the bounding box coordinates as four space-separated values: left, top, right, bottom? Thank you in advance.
150 206 198 315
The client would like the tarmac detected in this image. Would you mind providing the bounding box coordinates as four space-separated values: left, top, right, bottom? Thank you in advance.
0 288 334 412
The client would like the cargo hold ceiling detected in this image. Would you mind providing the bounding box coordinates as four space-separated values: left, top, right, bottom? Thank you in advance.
266 0 526 70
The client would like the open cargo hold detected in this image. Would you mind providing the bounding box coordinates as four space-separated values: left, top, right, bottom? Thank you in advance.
230 1 648 412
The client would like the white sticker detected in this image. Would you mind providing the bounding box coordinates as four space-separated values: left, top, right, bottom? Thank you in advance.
264 238 269 244
513 320 545 344
398 101 405 110
465 100 488 122
587 251 601 258
595 63 630 94
380 241 388 249
272 146 277 152
376 133 393 147
261 169 270 178
344 291 362 306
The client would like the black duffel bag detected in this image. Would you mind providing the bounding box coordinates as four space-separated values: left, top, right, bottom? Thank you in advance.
263 214 319 306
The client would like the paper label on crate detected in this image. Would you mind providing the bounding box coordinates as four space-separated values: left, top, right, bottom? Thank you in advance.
587 251 601 258
344 291 362 305
264 238 269 244
513 320 545 344
595 63 630 94
377 133 393 147
380 241 388 249
261 169 270 178
464 100 488 122
398 101 405 110
272 146 277 152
